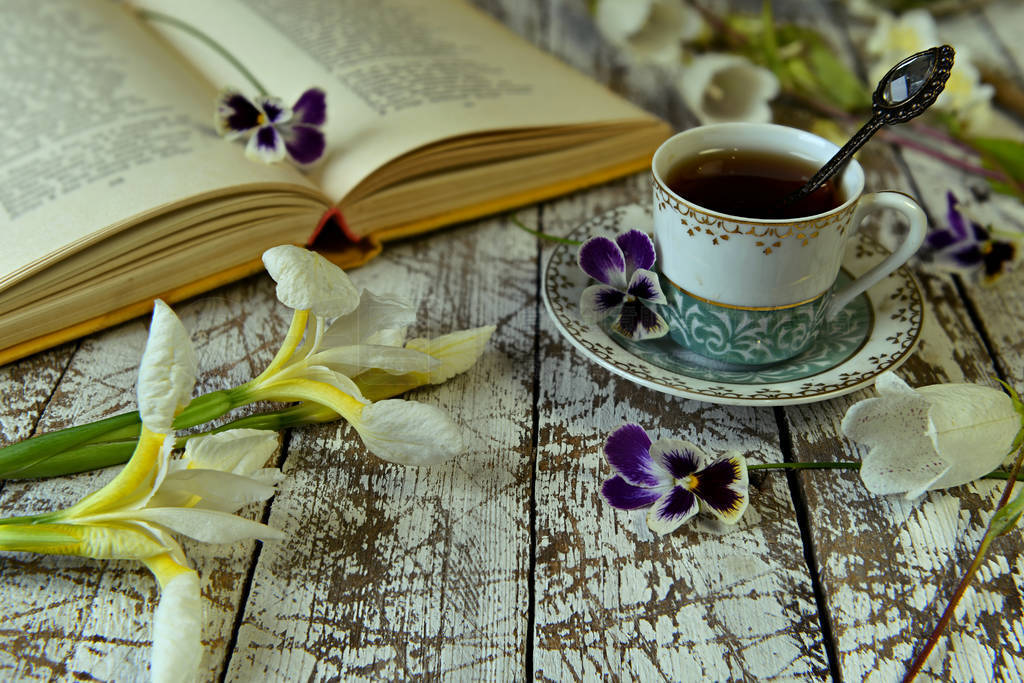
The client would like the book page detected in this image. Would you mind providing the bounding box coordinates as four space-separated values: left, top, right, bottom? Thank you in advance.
0 0 322 289
134 0 659 202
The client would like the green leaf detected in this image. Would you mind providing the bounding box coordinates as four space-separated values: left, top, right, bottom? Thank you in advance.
972 138 1024 185
760 1 781 73
806 45 871 110
0 411 141 479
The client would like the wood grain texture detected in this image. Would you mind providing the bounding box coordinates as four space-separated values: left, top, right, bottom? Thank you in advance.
225 215 536 681
532 172 831 681
1 0 1023 681
783 2 1024 679
0 277 291 681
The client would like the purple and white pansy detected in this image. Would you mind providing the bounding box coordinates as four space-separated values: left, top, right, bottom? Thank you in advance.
578 229 669 340
921 191 1017 282
215 88 327 165
601 423 749 534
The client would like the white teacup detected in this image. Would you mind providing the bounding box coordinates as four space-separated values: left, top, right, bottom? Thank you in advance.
652 122 926 366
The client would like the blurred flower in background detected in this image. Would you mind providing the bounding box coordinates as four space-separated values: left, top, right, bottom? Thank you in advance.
677 52 779 124
593 0 705 65
864 9 994 133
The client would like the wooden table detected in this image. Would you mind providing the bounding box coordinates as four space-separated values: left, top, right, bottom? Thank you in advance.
3 1 1024 680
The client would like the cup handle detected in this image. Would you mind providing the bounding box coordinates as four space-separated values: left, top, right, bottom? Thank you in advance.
826 191 926 319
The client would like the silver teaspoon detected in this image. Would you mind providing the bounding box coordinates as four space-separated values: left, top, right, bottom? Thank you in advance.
781 45 956 208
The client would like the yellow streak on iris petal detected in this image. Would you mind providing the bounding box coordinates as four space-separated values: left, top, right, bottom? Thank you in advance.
247 378 366 425
64 426 167 519
0 522 169 559
252 309 310 384
144 551 194 588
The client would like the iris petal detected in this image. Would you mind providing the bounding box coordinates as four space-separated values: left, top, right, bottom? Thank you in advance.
578 237 627 288
293 88 327 125
605 423 662 487
601 475 662 509
616 229 657 273
646 487 698 534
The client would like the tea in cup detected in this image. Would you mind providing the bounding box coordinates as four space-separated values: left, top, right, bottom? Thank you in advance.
652 122 925 366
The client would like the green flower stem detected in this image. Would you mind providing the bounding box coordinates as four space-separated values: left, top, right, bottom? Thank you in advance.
749 460 1012 482
509 215 581 246
135 8 269 96
0 510 63 527
0 388 245 480
171 402 338 450
903 418 1024 682
0 412 143 479
748 461 859 471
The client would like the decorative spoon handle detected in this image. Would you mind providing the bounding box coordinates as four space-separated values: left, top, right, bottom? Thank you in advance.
779 45 955 210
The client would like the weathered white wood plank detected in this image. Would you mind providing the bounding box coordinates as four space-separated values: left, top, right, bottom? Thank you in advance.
226 215 535 681
783 3 1024 678
0 344 73 453
0 276 291 681
531 172 831 681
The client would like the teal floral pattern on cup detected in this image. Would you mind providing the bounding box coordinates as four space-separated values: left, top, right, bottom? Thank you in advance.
659 278 831 366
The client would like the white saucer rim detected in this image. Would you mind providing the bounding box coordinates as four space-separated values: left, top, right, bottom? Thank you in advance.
541 204 924 407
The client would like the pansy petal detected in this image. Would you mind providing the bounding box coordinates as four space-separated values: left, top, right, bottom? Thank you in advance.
948 245 983 267
321 289 417 347
245 125 287 164
580 284 625 322
283 123 326 165
602 475 662 509
612 300 669 340
214 90 261 137
578 236 627 287
982 241 1015 280
137 300 197 434
293 88 327 126
626 268 667 305
151 570 202 683
646 486 698 534
945 191 970 240
133 507 285 544
255 96 291 124
651 439 705 479
605 423 663 487
924 229 958 251
616 229 657 273
693 452 748 524
262 245 360 318
357 399 464 466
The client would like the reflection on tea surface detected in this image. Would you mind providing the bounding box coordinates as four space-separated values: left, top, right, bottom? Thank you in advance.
665 148 844 220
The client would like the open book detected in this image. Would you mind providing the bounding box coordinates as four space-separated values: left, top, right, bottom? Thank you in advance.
0 0 669 364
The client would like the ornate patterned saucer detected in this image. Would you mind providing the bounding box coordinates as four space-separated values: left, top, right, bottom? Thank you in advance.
542 204 924 406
